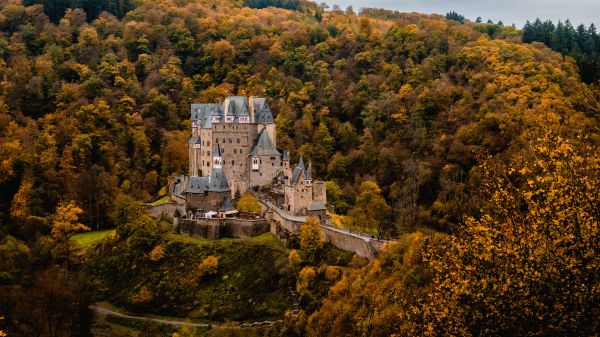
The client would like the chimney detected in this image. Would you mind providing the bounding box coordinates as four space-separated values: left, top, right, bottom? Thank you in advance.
223 98 230 122
248 96 255 123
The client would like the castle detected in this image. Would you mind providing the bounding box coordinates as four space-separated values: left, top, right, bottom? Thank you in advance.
174 96 326 218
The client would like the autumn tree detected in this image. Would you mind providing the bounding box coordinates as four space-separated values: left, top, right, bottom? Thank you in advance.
288 249 301 272
300 217 323 259
49 201 90 269
349 181 390 234
417 134 600 336
236 193 261 214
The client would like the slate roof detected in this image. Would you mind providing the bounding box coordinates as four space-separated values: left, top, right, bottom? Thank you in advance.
250 128 281 157
173 175 184 197
226 96 250 117
191 103 220 122
282 150 290 161
214 143 222 157
290 156 305 186
185 168 230 193
290 156 315 186
191 97 273 127
219 196 236 212
255 103 274 124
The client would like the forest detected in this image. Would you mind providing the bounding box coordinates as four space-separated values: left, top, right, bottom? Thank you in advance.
0 0 598 336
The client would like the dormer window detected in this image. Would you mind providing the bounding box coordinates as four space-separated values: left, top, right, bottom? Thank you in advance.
239 116 249 124
226 115 234 123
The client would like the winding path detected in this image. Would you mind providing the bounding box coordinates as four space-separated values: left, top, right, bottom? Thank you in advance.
90 304 212 328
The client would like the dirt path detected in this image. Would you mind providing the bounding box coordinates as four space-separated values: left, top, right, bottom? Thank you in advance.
90 304 212 328
90 303 283 329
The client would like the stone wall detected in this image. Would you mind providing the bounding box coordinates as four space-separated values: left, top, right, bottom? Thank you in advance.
249 154 282 187
147 203 185 218
186 190 230 212
312 181 326 203
175 218 269 240
319 226 376 259
258 199 393 259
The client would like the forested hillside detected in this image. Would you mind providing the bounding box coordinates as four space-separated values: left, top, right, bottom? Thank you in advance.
1 0 597 235
0 0 598 336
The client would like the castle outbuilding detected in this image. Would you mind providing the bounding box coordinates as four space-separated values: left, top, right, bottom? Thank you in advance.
283 156 327 217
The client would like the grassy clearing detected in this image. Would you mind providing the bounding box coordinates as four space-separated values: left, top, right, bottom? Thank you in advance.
148 195 173 206
73 230 115 250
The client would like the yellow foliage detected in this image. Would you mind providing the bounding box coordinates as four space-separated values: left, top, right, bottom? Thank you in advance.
288 249 301 271
297 266 316 294
149 245 165 261
10 176 32 218
198 255 219 276
324 265 341 281
236 193 261 214
300 217 323 255
131 286 153 305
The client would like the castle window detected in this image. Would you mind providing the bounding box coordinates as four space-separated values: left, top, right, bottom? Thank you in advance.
240 149 243 154
207 141 210 146
237 138 240 143
232 160 235 165
208 151 210 156
206 162 209 167
270 156 276 160
234 149 237 154
223 138 225 143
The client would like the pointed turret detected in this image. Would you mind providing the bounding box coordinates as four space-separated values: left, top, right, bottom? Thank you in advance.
213 143 223 169
305 163 313 183
298 156 305 170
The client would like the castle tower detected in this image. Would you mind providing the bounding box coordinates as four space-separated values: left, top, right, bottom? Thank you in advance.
305 162 313 186
213 143 223 169
282 150 291 181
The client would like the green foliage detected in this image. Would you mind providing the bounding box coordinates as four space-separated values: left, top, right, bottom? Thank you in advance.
72 229 115 250
88 232 291 321
523 19 600 82
349 181 390 234
445 11 465 23
244 0 301 11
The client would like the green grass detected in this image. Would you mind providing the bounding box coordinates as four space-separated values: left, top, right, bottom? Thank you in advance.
148 195 173 206
168 232 289 252
73 229 115 250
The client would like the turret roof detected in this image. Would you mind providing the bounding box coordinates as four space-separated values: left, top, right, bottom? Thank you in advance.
250 128 281 157
185 167 230 193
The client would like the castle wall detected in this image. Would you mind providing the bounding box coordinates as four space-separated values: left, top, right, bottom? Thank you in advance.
292 181 312 214
249 155 283 187
146 203 185 218
211 123 258 195
313 181 327 203
198 129 212 176
186 191 230 212
175 218 269 240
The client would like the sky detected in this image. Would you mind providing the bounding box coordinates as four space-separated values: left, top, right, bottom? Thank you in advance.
320 0 600 27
